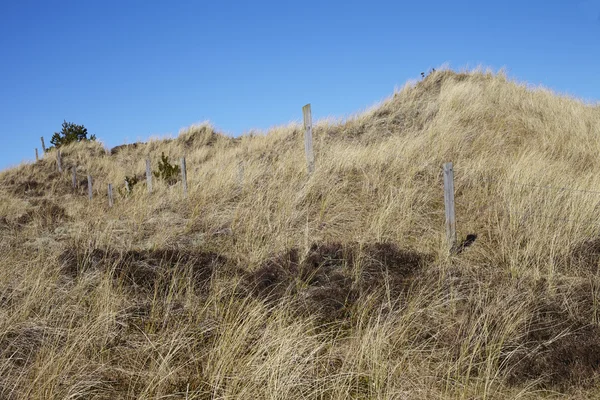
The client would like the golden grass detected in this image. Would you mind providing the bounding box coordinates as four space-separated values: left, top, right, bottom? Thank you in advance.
1 68 600 399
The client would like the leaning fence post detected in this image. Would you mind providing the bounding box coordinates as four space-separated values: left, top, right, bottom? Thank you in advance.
443 162 457 253
35 148 39 162
71 166 77 189
302 104 315 175
87 175 93 200
108 184 114 207
180 157 187 197
146 159 152 193
57 150 63 173
40 137 46 153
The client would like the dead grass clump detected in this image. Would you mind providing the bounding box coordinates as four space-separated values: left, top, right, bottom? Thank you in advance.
117 249 224 292
35 199 68 227
39 201 67 229
109 142 142 156
246 247 300 300
0 217 9 231
505 301 600 390
0 286 22 309
4 173 54 197
415 69 471 95
51 139 107 159
359 242 429 295
0 325 49 368
571 237 600 274
246 242 429 323
0 381 18 400
177 124 222 149
7 179 44 197
14 199 69 228
59 247 225 292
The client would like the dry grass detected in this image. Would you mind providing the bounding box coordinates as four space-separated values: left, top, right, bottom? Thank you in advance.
2 68 600 399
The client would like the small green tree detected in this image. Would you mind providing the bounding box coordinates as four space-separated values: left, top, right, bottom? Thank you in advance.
49 120 96 149
153 152 180 185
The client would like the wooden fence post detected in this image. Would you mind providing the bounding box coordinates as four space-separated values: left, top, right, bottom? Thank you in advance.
146 159 152 193
35 148 39 162
40 137 46 153
443 162 457 252
181 157 187 196
87 175 93 200
72 166 77 189
57 150 63 173
108 184 114 207
302 104 315 175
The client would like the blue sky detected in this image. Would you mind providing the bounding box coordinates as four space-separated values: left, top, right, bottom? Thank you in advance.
1 0 599 170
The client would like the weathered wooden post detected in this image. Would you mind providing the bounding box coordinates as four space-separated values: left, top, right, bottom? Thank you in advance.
302 104 315 175
108 184 114 207
181 157 187 197
71 166 77 189
40 137 46 153
87 175 93 200
57 150 63 173
443 162 457 253
35 148 39 162
146 159 152 193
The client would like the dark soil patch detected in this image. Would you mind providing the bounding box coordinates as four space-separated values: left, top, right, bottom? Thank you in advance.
77 177 91 191
4 170 68 197
504 302 600 390
178 125 218 148
35 199 68 227
15 213 33 226
109 142 142 156
571 238 600 274
0 380 19 400
59 247 225 293
245 242 431 323
13 199 68 228
8 179 44 197
0 325 48 368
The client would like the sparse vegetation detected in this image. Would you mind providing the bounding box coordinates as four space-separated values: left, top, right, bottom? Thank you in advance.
1 68 600 399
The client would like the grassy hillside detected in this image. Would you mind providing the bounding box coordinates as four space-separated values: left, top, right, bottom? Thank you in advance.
1 69 600 399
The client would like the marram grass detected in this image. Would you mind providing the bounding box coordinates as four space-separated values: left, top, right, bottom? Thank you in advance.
1 69 600 399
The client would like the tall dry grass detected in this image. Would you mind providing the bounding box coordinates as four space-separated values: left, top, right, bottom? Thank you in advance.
1 68 600 399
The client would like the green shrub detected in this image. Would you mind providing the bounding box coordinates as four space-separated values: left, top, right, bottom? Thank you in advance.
153 153 180 185
49 121 96 149
117 175 138 197
125 175 138 193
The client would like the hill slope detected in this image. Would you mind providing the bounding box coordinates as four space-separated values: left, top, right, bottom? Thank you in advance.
1 69 600 399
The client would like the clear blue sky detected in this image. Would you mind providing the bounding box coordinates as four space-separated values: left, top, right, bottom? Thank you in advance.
1 0 599 170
